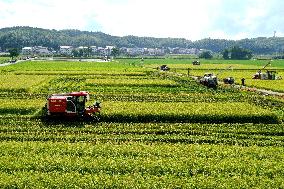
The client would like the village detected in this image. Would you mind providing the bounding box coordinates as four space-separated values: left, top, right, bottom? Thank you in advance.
20 45 201 57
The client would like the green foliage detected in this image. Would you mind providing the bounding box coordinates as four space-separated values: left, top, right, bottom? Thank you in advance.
198 51 213 59
223 46 253 60
1 26 284 54
222 49 230 59
111 47 120 57
0 59 284 187
0 57 9 64
72 47 93 57
8 48 19 60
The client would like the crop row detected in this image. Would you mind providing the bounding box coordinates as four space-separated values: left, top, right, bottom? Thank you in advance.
0 141 283 188
0 61 144 71
86 78 177 87
0 90 282 123
0 120 283 146
0 98 280 123
101 101 280 123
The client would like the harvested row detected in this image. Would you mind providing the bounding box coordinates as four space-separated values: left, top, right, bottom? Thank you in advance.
0 120 284 146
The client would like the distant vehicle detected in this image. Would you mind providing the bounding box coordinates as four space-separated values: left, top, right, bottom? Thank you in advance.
159 65 170 71
223 77 235 84
252 70 278 80
252 61 282 80
199 73 218 89
9 59 17 63
192 60 200 65
216 65 234 85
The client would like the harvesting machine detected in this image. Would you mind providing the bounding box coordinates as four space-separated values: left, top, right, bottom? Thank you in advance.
199 73 218 89
217 66 235 85
192 60 200 65
43 91 101 120
252 61 282 80
159 65 170 71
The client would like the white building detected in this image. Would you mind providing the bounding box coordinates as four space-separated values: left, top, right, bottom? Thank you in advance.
33 46 50 55
59 46 73 55
78 46 88 50
22 47 33 55
105 46 115 56
126 48 145 55
90 46 97 54
147 48 165 56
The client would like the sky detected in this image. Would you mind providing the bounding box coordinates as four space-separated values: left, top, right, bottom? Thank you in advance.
0 0 283 40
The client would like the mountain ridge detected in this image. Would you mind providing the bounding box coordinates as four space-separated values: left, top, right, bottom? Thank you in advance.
0 26 283 54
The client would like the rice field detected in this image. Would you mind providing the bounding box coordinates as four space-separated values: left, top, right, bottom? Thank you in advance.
0 58 283 188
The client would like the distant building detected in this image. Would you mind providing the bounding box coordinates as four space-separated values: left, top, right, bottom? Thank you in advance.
105 46 115 56
97 47 106 56
106 46 115 50
126 48 145 56
169 47 200 55
22 47 33 55
22 46 51 56
33 46 50 55
146 48 165 56
78 46 88 50
59 46 73 55
90 46 97 54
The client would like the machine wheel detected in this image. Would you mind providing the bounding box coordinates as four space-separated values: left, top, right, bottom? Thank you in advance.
41 104 48 117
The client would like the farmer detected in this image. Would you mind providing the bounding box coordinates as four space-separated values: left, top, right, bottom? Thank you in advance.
241 78 245 86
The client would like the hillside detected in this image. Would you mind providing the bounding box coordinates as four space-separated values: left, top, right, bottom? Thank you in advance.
0 26 284 54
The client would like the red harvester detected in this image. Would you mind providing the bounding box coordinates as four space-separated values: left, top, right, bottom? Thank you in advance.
44 91 101 120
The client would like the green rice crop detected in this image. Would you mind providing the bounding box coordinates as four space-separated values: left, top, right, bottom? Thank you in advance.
0 59 284 188
102 101 280 123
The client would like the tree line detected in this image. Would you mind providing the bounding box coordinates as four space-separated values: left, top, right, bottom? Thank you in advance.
0 26 284 55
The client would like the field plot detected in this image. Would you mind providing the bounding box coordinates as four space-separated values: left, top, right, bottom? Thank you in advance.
0 120 283 188
0 59 284 188
0 74 53 92
142 58 284 69
178 69 284 92
102 101 279 123
0 57 9 64
147 58 284 92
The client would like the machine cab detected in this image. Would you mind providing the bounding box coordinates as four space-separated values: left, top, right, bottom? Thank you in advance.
47 91 90 116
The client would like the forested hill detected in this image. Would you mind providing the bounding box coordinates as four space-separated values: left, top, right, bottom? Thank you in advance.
0 26 284 54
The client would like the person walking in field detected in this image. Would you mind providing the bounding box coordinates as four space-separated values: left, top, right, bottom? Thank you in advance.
241 78 245 86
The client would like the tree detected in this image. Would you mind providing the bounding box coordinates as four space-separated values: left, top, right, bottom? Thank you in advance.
222 46 252 60
230 46 252 60
199 51 213 59
8 48 19 60
222 49 230 59
111 48 120 57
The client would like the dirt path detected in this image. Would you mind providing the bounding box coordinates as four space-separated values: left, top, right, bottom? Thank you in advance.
0 62 14 67
0 59 28 67
234 84 284 97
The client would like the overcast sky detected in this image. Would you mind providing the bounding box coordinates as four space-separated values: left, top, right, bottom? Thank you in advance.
0 0 283 40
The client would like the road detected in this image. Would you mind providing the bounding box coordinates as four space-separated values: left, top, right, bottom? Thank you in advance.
0 59 29 67
235 85 284 97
